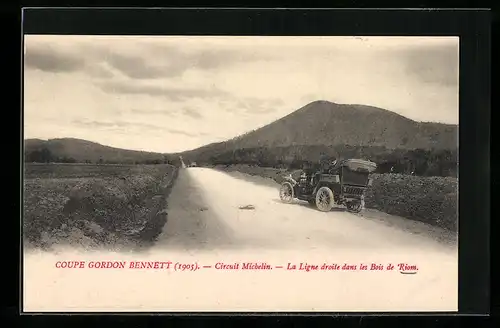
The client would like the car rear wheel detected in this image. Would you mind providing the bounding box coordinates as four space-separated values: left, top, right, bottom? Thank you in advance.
315 186 334 212
346 201 362 213
279 182 294 203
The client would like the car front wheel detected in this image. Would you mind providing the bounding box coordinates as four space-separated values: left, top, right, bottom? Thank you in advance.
279 182 294 204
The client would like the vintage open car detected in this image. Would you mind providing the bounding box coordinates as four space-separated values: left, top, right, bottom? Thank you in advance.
279 158 377 213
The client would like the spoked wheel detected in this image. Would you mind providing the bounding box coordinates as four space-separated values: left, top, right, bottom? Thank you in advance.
315 187 334 212
279 182 294 204
346 201 363 213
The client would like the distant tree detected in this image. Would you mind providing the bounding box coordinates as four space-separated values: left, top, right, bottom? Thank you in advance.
26 147 54 163
25 151 40 162
60 156 77 163
143 159 162 165
40 148 53 162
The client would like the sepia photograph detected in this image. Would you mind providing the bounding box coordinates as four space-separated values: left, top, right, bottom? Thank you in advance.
23 34 459 312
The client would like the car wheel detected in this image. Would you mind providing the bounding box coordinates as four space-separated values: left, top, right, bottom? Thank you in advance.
347 201 362 213
279 182 294 203
315 186 334 212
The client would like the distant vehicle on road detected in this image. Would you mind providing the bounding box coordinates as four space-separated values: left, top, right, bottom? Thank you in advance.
279 158 377 213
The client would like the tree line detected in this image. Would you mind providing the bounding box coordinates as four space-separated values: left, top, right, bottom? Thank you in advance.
25 145 458 178
189 144 458 178
24 148 181 166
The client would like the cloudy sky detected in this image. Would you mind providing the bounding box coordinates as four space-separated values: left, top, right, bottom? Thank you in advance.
23 35 459 153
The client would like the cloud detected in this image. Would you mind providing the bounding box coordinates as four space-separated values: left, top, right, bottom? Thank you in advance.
129 108 175 116
72 119 165 131
98 81 229 101
226 97 284 115
182 107 203 119
167 128 199 138
86 63 115 78
24 37 273 80
400 43 459 87
99 43 275 80
24 44 86 73
105 52 186 79
248 107 277 115
73 119 203 138
24 41 114 78
185 48 272 70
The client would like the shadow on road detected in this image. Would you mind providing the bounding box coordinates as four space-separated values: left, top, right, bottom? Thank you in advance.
154 169 238 251
271 198 347 212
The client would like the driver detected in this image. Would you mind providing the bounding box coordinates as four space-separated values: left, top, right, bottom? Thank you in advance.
326 159 339 174
319 154 331 173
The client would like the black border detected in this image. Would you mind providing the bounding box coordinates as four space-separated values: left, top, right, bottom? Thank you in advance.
18 7 490 318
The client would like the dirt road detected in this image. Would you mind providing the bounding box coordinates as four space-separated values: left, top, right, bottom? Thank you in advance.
23 167 458 312
157 167 457 254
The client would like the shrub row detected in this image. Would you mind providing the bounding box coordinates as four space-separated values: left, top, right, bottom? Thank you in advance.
211 164 458 231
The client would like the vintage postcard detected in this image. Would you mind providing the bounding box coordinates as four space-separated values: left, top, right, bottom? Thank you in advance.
22 35 459 312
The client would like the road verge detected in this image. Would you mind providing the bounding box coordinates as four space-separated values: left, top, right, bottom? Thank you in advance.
23 164 180 251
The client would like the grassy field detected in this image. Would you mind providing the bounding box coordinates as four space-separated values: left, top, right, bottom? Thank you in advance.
23 164 178 251
211 164 458 232
24 163 164 179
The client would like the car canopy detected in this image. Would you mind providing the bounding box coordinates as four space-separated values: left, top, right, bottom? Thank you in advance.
339 159 377 173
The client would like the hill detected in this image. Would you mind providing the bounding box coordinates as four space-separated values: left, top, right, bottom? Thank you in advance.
179 101 458 177
194 100 456 152
23 138 173 164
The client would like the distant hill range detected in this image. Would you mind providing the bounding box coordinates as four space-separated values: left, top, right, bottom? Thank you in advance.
23 138 172 164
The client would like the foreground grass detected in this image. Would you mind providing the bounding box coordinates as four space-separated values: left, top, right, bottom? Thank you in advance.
23 164 178 251
211 164 458 232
